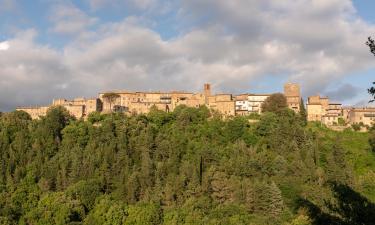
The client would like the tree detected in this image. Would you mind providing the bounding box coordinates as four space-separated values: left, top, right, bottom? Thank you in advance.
45 106 73 140
26 192 85 225
299 98 307 126
84 196 128 225
87 111 105 124
261 93 288 113
369 130 375 153
102 92 120 113
367 37 375 56
125 203 162 225
366 37 375 101
299 182 375 225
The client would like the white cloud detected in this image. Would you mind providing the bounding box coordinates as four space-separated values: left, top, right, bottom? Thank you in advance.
1 0 375 111
50 3 98 35
179 0 375 94
0 41 9 51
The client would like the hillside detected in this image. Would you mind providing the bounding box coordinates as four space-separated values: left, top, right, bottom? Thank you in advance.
0 106 374 225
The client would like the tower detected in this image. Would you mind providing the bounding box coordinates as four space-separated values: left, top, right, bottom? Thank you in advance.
284 83 301 112
204 83 211 104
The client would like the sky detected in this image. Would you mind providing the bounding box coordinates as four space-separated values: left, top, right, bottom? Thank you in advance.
0 0 375 111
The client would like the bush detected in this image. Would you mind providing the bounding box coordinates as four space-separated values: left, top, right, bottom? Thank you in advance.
338 118 346 126
352 123 362 131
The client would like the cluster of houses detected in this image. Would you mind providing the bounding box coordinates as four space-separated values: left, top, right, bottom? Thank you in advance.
16 83 375 128
306 95 375 128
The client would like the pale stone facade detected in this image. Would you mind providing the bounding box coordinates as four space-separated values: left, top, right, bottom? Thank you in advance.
348 108 375 127
16 106 49 119
16 98 102 119
207 94 236 116
98 84 238 117
284 83 301 112
307 95 344 126
235 94 271 115
19 82 373 128
307 103 325 122
99 91 206 115
234 83 301 116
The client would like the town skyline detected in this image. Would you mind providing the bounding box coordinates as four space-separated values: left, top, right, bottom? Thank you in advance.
15 82 375 129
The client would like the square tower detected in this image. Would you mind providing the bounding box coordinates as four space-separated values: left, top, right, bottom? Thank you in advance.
204 83 211 104
284 83 301 112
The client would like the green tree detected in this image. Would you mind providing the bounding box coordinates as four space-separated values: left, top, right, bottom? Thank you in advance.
299 98 307 126
366 37 375 101
66 179 103 211
87 111 105 124
84 196 128 225
262 93 288 113
352 123 362 131
44 106 73 143
326 139 352 184
369 130 375 153
256 112 278 136
125 203 162 225
26 192 85 225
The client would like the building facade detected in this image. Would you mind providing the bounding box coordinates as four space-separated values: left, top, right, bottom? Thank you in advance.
284 83 301 113
16 98 102 119
306 95 343 125
20 82 375 127
348 108 375 126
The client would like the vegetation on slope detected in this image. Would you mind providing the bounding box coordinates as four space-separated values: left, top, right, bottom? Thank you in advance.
0 106 374 225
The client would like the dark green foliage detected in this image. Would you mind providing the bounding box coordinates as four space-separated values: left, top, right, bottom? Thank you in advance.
366 37 375 101
352 123 362 131
370 130 375 153
299 98 307 126
367 37 375 56
299 182 375 225
87 111 105 124
338 118 346 126
261 93 288 113
0 106 374 224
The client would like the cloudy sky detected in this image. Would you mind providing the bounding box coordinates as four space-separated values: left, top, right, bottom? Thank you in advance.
0 0 375 111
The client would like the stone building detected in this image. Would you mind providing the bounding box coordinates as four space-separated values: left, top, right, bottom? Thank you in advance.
306 96 328 122
16 98 102 119
99 90 206 115
248 94 272 114
235 94 271 115
234 83 301 116
208 94 236 116
306 95 343 125
99 84 237 117
348 108 375 127
284 83 301 112
16 106 49 120
17 82 311 120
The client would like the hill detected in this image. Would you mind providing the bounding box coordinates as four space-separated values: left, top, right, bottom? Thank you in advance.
0 106 374 225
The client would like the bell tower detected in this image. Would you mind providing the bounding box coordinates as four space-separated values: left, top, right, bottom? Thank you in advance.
204 83 211 104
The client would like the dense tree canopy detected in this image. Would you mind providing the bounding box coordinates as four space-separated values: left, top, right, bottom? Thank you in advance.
261 93 288 113
0 106 374 224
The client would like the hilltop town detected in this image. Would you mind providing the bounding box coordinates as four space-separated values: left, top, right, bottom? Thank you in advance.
16 83 375 128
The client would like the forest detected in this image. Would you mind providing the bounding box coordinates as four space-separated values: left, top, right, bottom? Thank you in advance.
0 104 374 225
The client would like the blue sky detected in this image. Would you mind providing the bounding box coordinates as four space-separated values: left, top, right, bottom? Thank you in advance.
0 0 375 111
